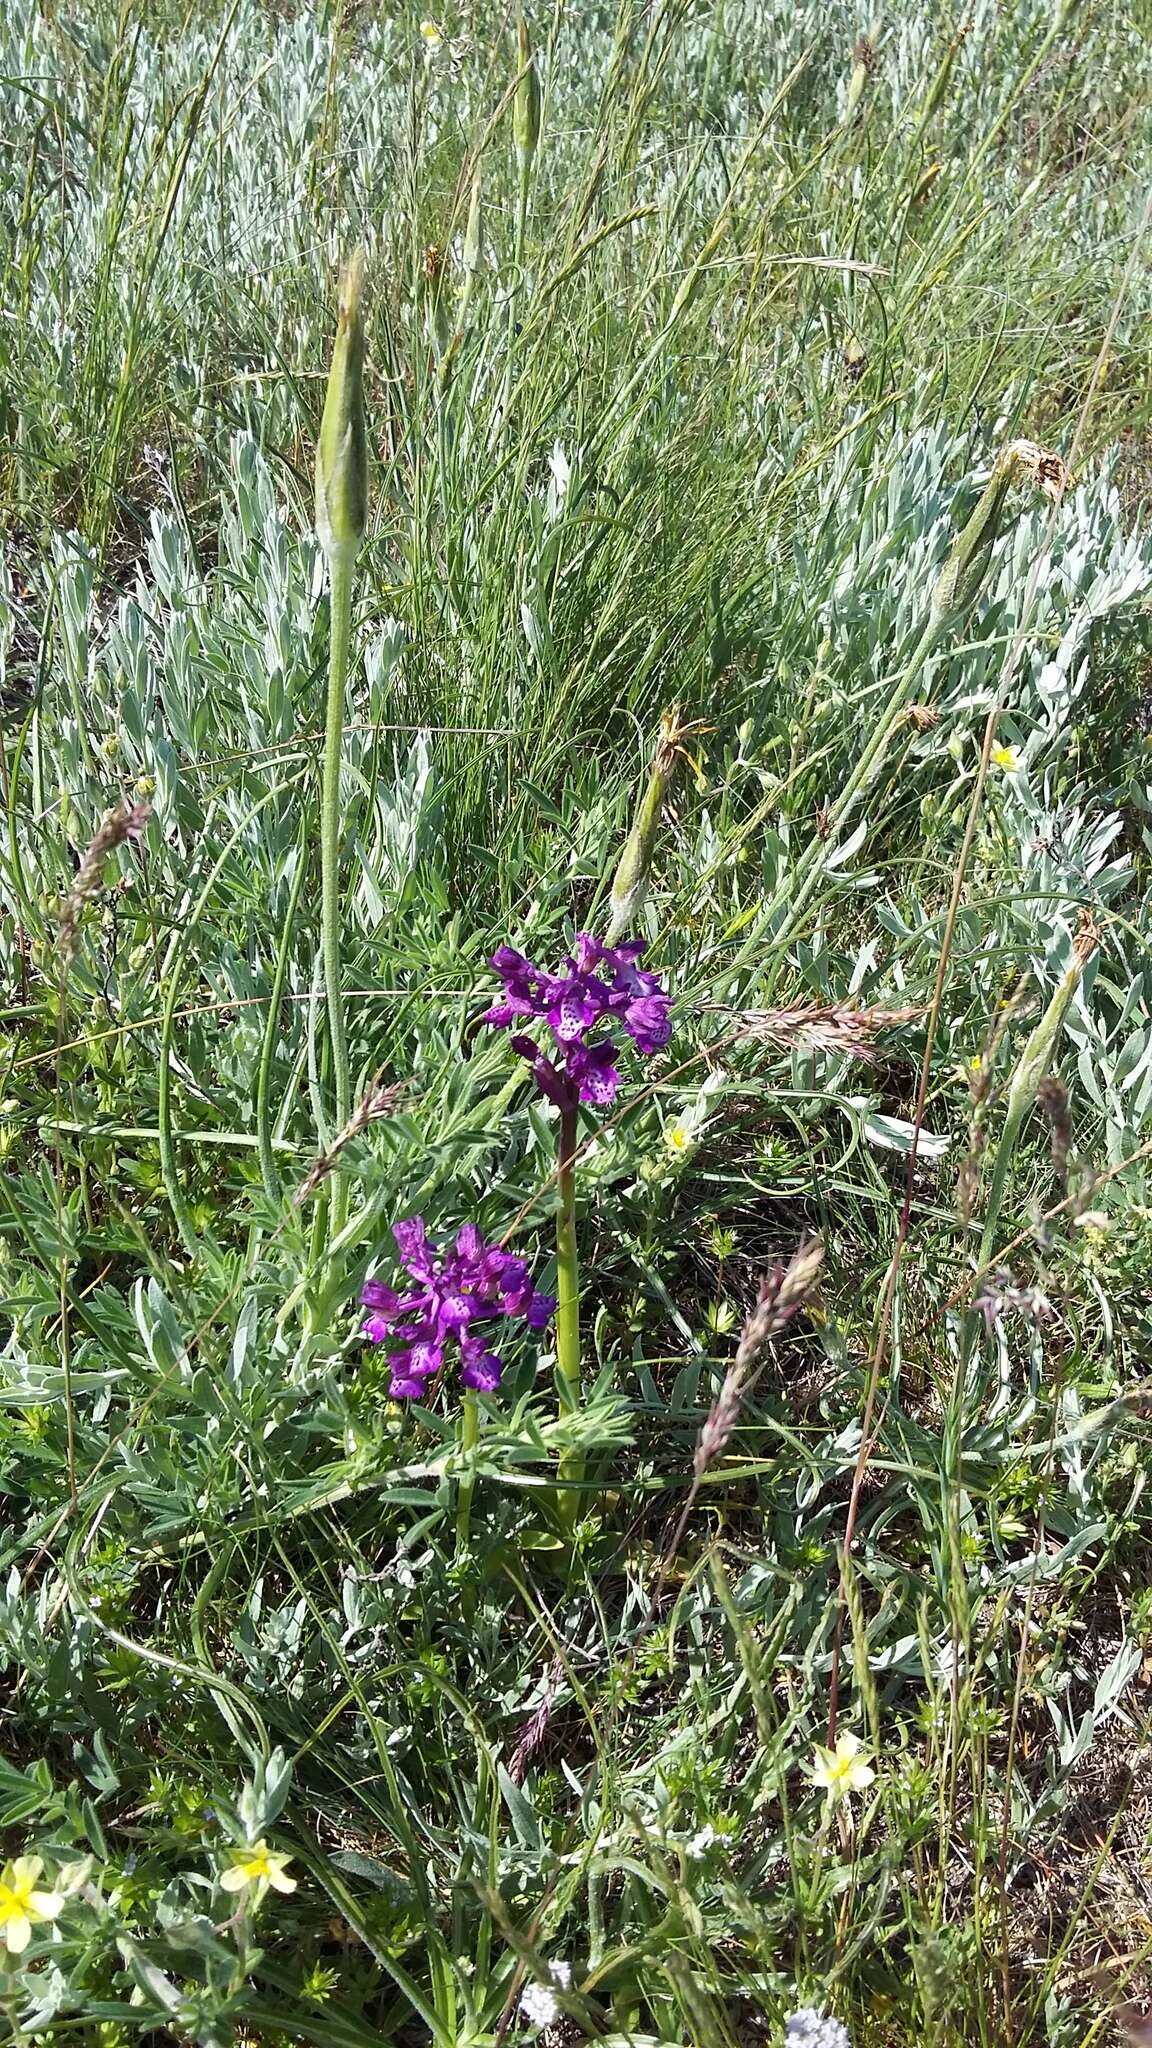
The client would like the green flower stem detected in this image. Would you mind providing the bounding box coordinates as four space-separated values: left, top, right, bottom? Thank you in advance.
455 1390 479 1555
320 543 354 1234
256 814 310 1204
555 1100 583 1522
555 1101 580 1412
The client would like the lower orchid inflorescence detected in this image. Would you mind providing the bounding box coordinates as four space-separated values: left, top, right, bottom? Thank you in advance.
361 1218 555 1400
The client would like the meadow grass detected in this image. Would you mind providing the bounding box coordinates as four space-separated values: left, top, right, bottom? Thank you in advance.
2 0 1152 2041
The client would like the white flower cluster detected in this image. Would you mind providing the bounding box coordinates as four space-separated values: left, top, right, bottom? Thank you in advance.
684 1823 733 1858
784 2007 851 2048
519 1961 573 2032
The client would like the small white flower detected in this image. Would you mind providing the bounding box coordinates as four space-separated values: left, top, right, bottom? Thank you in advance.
685 1823 731 1858
548 442 571 501
520 1961 572 2031
784 2006 851 2048
810 1731 875 1801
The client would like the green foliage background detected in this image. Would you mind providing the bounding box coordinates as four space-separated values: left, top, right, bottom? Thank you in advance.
2 0 1152 2040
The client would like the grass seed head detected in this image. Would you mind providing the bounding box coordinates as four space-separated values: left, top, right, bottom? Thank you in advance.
725 1001 922 1063
294 1078 406 1205
734 1238 825 1374
59 800 152 964
695 1240 824 1479
315 249 368 562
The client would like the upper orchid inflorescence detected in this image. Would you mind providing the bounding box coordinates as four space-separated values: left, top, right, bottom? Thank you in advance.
485 933 672 1108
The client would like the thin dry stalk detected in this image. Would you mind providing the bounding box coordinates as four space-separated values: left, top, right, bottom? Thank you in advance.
293 1078 407 1205
58 800 152 964
647 1238 824 1631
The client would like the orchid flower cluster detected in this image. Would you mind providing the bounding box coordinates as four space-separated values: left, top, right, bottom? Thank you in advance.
360 935 671 1404
483 932 672 1107
362 1219 556 1400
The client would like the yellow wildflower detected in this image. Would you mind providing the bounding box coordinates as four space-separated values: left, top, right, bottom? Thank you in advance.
219 1839 297 1895
991 744 1020 774
811 1732 875 1801
0 1856 64 1954
419 18 443 45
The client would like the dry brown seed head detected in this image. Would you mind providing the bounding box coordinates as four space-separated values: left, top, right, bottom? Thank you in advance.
1002 438 1070 502
1072 908 1099 967
508 1658 563 1784
694 1239 824 1479
734 1237 825 1372
294 1078 407 1205
724 1001 922 1063
59 800 152 963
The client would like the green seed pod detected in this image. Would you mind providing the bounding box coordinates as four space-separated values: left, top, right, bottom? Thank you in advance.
316 249 368 562
514 16 541 162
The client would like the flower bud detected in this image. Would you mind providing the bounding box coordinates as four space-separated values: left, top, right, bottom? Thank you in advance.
315 249 368 562
514 16 541 162
930 438 1067 625
607 706 693 941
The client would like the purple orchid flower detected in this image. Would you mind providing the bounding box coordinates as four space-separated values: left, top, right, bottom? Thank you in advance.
486 932 671 1108
361 1218 555 1400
